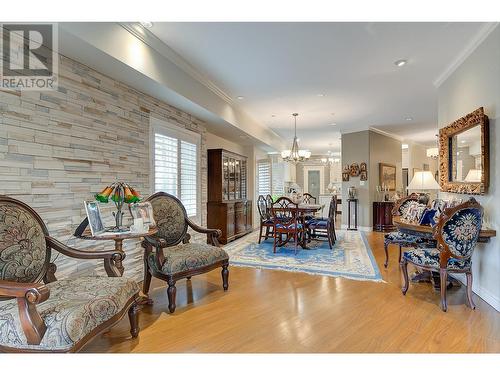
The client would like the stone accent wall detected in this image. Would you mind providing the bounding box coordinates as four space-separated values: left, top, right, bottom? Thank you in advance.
0 54 208 281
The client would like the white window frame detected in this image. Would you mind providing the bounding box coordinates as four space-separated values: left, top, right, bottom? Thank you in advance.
256 158 272 198
150 117 202 223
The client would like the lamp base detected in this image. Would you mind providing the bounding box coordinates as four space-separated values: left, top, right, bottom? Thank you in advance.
107 226 129 233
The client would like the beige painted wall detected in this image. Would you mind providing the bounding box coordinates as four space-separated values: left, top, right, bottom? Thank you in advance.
341 131 370 228
437 26 499 311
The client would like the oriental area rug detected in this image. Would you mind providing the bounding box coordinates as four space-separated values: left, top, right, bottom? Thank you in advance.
223 230 383 282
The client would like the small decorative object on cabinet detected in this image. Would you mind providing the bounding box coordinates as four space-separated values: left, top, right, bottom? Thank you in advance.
373 201 395 232
208 149 252 244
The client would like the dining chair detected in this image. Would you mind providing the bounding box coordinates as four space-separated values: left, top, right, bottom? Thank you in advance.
400 198 483 311
383 193 436 268
271 197 305 254
302 193 317 204
265 194 274 218
257 195 274 243
307 195 337 249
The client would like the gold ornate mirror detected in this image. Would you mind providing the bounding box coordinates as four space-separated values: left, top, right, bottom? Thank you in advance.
439 107 489 195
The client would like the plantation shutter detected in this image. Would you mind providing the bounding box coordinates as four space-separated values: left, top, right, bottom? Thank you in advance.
154 133 178 196
257 160 272 196
180 140 197 217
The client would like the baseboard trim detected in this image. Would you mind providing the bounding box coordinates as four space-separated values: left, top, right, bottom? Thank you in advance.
450 273 500 312
341 224 372 232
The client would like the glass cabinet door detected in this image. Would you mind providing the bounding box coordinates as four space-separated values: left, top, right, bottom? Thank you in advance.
241 160 247 199
223 156 229 201
229 158 235 200
235 160 241 199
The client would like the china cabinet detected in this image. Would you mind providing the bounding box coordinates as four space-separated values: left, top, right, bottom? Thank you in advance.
207 149 252 244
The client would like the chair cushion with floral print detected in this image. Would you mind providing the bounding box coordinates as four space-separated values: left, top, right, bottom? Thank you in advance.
0 202 48 283
402 248 471 271
307 219 328 228
0 276 139 351
442 207 482 258
149 242 229 275
149 195 188 246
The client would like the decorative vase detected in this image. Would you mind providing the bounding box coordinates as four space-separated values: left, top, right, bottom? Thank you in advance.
348 186 356 200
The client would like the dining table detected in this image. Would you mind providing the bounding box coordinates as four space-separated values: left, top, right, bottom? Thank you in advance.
272 202 324 250
393 216 496 289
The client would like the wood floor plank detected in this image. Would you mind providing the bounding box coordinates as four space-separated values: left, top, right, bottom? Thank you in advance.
82 231 500 353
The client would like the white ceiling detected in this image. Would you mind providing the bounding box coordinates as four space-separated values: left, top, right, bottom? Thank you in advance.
148 22 487 152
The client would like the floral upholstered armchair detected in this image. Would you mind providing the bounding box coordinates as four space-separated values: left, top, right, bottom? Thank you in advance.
400 198 483 311
141 192 229 313
0 195 140 353
383 193 435 268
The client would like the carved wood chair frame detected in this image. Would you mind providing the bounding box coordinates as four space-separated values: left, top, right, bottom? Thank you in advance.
141 192 228 313
0 195 139 353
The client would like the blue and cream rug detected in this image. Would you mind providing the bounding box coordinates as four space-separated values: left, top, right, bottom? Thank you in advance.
223 230 383 282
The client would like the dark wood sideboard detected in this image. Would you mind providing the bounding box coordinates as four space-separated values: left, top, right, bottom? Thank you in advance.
207 149 252 244
373 201 395 232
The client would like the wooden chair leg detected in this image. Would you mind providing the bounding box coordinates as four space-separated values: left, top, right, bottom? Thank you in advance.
440 268 448 312
222 263 229 291
143 257 152 295
167 279 177 313
258 224 263 244
398 245 402 263
128 302 140 338
466 271 476 310
400 258 409 295
384 242 389 268
273 232 277 253
265 226 270 240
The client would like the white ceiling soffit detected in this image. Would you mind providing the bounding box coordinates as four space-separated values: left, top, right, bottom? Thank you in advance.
433 22 499 87
58 22 284 152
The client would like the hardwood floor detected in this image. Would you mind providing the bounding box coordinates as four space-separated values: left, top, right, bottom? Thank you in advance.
83 231 500 353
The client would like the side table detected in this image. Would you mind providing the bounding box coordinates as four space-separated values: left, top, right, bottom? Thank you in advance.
347 198 358 231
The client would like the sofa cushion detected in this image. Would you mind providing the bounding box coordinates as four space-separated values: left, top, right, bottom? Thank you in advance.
402 248 471 271
0 276 139 351
151 243 229 275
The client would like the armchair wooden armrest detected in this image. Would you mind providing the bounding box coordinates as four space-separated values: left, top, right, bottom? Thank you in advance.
46 236 125 277
0 280 49 345
142 235 167 249
186 218 222 246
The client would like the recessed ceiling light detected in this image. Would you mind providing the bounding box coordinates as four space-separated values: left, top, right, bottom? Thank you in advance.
236 96 244 100
395 59 407 67
317 93 325 97
140 22 153 28
405 117 413 121
330 123 337 126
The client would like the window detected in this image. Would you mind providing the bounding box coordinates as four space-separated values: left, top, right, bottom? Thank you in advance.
151 118 201 220
256 159 271 196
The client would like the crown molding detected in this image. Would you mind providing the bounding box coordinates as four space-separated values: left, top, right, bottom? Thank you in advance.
433 22 499 88
119 23 234 104
368 127 404 142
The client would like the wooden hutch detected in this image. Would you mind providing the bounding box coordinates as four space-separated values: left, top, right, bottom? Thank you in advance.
207 149 253 244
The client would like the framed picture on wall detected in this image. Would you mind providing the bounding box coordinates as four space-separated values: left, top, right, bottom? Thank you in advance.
379 163 397 191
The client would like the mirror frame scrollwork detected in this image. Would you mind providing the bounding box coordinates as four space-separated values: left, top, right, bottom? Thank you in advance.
439 107 489 195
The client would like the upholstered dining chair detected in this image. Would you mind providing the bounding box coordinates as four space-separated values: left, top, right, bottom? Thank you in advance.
141 192 229 313
257 195 274 243
307 195 337 249
0 195 140 353
271 197 305 254
383 193 435 268
400 198 483 312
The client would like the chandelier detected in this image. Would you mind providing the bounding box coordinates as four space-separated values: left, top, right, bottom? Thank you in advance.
426 134 439 159
281 113 311 163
